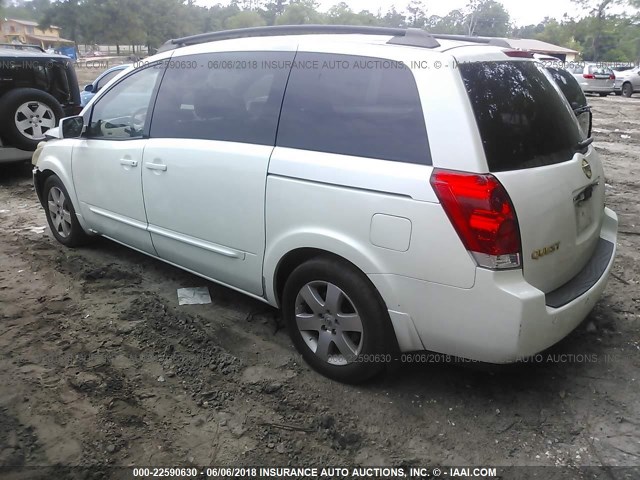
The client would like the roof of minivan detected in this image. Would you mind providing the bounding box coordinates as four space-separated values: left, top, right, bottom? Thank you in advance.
168 33 515 64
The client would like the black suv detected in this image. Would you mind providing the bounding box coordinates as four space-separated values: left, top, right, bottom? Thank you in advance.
0 46 81 154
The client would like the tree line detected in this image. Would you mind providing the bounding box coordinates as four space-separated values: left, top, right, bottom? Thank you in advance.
1 0 639 61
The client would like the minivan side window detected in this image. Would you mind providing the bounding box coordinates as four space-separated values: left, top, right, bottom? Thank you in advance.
150 51 294 146
277 52 430 165
87 65 162 140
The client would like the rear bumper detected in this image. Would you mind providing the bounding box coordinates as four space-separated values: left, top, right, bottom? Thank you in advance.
369 207 618 362
579 83 615 93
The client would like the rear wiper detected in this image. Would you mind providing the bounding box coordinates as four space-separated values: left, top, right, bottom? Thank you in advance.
576 137 594 152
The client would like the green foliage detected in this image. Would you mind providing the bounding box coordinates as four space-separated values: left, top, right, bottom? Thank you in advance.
325 3 376 25
275 0 323 25
406 1 428 28
429 10 466 34
465 0 511 37
225 10 267 29
379 7 407 28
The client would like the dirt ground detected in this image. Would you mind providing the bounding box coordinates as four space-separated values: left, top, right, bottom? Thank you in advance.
0 96 639 479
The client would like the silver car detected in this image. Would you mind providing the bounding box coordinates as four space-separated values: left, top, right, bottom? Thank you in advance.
613 66 640 97
569 63 616 96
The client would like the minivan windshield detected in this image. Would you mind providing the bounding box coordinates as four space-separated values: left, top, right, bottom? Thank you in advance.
459 61 584 172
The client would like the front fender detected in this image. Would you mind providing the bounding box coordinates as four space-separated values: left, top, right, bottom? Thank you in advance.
33 140 90 232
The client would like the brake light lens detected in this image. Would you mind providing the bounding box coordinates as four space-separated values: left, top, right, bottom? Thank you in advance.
609 73 616 80
583 73 595 79
430 169 521 270
504 50 534 58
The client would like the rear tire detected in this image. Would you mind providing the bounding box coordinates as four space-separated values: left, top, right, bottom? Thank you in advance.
42 175 90 247
282 256 391 383
622 83 633 98
0 88 63 151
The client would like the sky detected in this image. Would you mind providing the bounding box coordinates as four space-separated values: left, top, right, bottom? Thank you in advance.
195 0 588 26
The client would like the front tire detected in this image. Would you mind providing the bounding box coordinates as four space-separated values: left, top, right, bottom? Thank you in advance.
43 175 90 247
0 88 64 151
282 256 391 383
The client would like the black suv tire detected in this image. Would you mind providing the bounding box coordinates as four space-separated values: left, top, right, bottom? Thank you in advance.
0 88 64 151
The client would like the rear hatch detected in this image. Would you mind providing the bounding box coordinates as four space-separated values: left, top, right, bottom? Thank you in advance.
586 64 615 91
459 60 605 293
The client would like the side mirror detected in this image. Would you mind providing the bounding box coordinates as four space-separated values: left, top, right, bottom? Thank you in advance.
84 84 94 92
60 116 85 138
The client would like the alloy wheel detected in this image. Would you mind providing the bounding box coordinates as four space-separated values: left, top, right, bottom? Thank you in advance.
47 187 72 238
294 281 364 365
15 101 57 140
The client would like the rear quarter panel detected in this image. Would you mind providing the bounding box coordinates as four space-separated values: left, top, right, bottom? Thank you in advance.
263 149 477 307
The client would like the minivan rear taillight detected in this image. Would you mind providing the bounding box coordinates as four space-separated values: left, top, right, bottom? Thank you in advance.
430 169 522 270
583 73 595 79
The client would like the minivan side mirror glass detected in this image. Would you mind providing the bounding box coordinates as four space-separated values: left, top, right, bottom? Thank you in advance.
84 84 93 92
60 116 85 138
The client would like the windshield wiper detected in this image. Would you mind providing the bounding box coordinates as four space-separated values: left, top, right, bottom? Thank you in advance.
576 137 594 152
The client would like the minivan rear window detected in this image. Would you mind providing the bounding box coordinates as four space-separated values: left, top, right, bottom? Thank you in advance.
459 61 583 172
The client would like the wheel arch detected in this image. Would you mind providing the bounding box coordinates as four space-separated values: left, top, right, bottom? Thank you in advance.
273 247 353 308
33 147 91 233
270 244 401 355
622 81 634 96
33 167 57 207
265 231 385 305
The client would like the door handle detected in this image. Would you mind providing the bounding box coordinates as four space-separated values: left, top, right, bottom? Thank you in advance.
119 159 138 167
145 162 167 171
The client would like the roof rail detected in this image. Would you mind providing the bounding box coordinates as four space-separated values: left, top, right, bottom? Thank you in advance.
158 25 441 52
430 34 511 48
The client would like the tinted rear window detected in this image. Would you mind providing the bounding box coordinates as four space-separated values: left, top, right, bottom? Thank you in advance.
459 61 583 172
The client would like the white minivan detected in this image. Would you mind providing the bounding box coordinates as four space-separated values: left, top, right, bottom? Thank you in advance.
33 26 618 383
